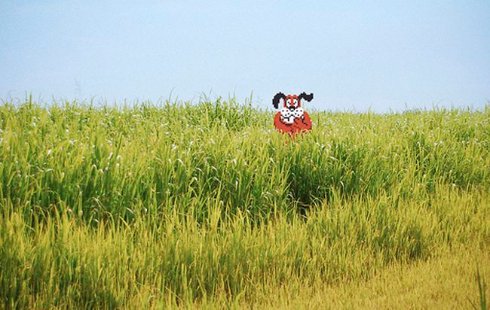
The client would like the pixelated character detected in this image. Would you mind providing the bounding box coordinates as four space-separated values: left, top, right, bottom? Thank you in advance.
273 92 313 136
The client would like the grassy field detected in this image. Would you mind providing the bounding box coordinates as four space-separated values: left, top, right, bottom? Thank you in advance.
0 98 489 309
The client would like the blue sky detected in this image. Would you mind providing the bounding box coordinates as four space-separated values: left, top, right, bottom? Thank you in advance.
1 0 489 112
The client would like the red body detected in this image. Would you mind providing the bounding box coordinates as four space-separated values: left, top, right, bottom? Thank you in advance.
274 111 312 136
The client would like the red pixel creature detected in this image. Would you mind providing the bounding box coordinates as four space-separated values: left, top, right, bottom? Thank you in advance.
273 92 313 136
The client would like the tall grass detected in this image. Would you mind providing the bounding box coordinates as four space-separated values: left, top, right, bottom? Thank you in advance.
0 98 489 308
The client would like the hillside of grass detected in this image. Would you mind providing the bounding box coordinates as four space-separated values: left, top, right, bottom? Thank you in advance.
1 98 489 308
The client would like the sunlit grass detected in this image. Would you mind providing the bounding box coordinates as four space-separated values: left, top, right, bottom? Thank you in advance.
1 98 489 308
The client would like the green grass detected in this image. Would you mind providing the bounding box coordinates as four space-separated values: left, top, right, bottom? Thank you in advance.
0 98 489 308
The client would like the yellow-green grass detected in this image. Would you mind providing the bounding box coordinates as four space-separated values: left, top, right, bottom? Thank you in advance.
0 98 489 308
243 246 489 309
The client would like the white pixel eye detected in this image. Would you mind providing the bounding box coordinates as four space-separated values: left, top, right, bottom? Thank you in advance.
293 99 298 106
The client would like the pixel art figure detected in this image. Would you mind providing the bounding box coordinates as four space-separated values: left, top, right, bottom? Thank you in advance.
273 92 313 136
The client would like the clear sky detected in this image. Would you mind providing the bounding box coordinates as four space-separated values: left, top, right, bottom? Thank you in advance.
1 0 489 112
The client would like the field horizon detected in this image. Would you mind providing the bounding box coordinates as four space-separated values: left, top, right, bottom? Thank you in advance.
1 98 489 308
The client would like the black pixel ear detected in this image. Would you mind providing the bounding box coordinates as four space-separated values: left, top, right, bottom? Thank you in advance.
272 92 286 109
298 92 313 102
